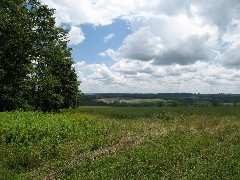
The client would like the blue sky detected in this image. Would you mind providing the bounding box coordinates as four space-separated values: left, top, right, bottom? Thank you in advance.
42 0 240 94
70 19 131 65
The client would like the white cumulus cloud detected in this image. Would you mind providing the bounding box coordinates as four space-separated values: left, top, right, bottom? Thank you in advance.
67 26 85 46
117 26 164 61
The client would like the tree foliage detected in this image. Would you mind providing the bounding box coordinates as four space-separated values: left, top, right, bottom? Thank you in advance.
0 0 81 111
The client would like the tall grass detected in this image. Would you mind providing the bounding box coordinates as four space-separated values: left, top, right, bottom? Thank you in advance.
0 111 122 179
1 106 240 179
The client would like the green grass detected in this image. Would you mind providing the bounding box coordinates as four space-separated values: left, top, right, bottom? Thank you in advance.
70 106 240 118
0 111 127 179
1 106 240 179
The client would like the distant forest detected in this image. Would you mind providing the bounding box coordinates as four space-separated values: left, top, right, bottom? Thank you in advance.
80 93 240 107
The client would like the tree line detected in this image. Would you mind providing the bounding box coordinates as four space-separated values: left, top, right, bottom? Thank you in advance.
0 0 82 111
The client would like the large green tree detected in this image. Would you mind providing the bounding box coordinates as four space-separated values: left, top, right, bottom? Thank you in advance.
0 0 33 111
0 0 81 111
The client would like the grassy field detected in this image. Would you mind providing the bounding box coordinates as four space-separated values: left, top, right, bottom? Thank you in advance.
1 106 240 179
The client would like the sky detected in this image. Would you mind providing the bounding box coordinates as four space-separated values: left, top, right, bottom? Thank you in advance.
41 0 240 94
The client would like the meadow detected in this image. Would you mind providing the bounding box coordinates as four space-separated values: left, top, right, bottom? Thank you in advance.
1 106 240 179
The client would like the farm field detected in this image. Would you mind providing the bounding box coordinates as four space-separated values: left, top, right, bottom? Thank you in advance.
1 106 240 179
96 98 166 104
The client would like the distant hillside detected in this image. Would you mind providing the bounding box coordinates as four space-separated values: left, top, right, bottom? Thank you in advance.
79 93 240 107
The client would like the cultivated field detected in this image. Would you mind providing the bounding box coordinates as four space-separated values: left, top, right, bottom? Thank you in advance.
1 106 240 179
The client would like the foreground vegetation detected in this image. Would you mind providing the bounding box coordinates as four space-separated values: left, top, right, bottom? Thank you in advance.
1 106 240 179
